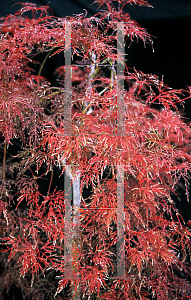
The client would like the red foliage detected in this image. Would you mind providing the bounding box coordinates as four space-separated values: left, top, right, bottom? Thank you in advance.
0 1 191 299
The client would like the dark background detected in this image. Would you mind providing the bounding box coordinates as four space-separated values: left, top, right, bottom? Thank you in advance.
2 0 191 115
2 0 191 89
1 0 191 220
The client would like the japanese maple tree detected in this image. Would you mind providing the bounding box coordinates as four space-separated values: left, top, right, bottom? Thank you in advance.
0 0 191 299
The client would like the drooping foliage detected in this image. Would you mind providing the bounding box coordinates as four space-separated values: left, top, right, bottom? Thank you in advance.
0 1 191 299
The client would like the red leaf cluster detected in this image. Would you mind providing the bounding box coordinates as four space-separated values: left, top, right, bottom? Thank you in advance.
0 1 191 299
